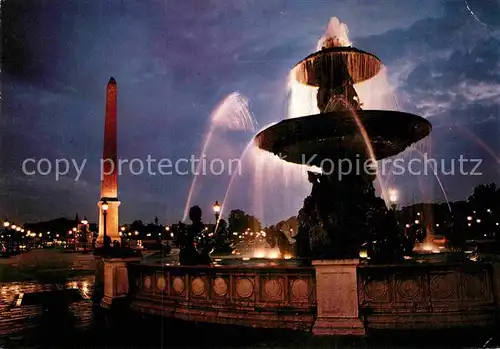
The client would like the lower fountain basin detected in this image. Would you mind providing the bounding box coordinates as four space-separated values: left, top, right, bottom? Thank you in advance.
254 110 431 165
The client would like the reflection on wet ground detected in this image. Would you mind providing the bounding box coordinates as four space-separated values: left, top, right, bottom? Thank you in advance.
0 249 97 347
0 277 94 336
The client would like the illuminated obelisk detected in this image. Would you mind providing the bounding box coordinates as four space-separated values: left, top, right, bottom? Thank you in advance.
97 77 120 246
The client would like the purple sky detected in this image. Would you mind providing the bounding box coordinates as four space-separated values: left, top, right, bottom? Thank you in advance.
1 0 499 226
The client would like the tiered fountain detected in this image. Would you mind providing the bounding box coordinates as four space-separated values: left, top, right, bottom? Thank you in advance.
121 22 498 336
255 37 431 261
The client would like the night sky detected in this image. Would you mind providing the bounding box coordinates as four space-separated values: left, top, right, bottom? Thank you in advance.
1 0 499 226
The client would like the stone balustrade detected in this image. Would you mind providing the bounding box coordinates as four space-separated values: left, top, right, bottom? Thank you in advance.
103 259 500 335
357 262 498 330
127 263 317 330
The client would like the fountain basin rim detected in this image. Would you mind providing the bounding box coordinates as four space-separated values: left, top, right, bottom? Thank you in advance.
254 110 431 163
134 262 313 271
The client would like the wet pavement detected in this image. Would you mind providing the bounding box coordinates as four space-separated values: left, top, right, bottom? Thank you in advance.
0 277 94 336
0 249 96 347
0 249 96 282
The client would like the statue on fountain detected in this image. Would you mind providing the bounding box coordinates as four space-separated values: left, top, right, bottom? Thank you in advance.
177 206 203 265
176 205 215 265
212 219 233 255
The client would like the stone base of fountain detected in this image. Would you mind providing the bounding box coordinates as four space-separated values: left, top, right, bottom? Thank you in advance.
103 251 500 336
295 169 404 261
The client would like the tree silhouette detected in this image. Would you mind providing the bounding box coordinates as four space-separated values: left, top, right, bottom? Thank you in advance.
130 220 145 233
228 209 262 240
468 183 499 213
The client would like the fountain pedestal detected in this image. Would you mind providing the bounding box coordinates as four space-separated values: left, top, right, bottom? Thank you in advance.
256 43 431 264
312 259 365 336
254 32 431 336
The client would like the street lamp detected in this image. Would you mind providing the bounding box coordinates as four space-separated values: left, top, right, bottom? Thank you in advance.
213 201 221 222
3 219 9 228
102 200 109 248
388 188 398 211
81 216 89 252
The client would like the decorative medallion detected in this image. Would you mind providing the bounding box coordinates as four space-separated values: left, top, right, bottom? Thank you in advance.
364 280 388 300
191 277 205 296
464 275 485 300
397 278 421 300
264 279 282 299
213 277 228 297
235 278 253 298
173 277 185 294
430 274 454 299
291 279 309 300
143 276 152 290
157 276 167 292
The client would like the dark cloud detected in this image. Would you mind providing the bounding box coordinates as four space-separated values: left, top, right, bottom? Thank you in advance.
1 0 498 225
362 1 500 207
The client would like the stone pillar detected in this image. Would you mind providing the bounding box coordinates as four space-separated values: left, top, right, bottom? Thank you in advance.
312 259 365 336
101 257 141 309
95 255 105 285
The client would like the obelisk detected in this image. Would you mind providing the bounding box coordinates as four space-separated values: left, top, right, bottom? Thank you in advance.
97 77 120 245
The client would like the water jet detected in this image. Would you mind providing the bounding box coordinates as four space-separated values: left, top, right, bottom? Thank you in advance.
255 26 431 260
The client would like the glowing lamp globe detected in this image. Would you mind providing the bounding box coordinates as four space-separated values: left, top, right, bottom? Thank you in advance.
388 189 398 203
213 201 221 214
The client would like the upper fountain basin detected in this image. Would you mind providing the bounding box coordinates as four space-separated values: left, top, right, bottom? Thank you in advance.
292 47 382 86
254 110 431 166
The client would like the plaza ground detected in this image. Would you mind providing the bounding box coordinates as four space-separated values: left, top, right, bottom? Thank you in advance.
0 248 96 282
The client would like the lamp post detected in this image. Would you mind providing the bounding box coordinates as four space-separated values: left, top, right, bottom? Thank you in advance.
81 216 89 252
102 200 109 248
213 201 221 223
389 188 398 211
2 219 9 247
